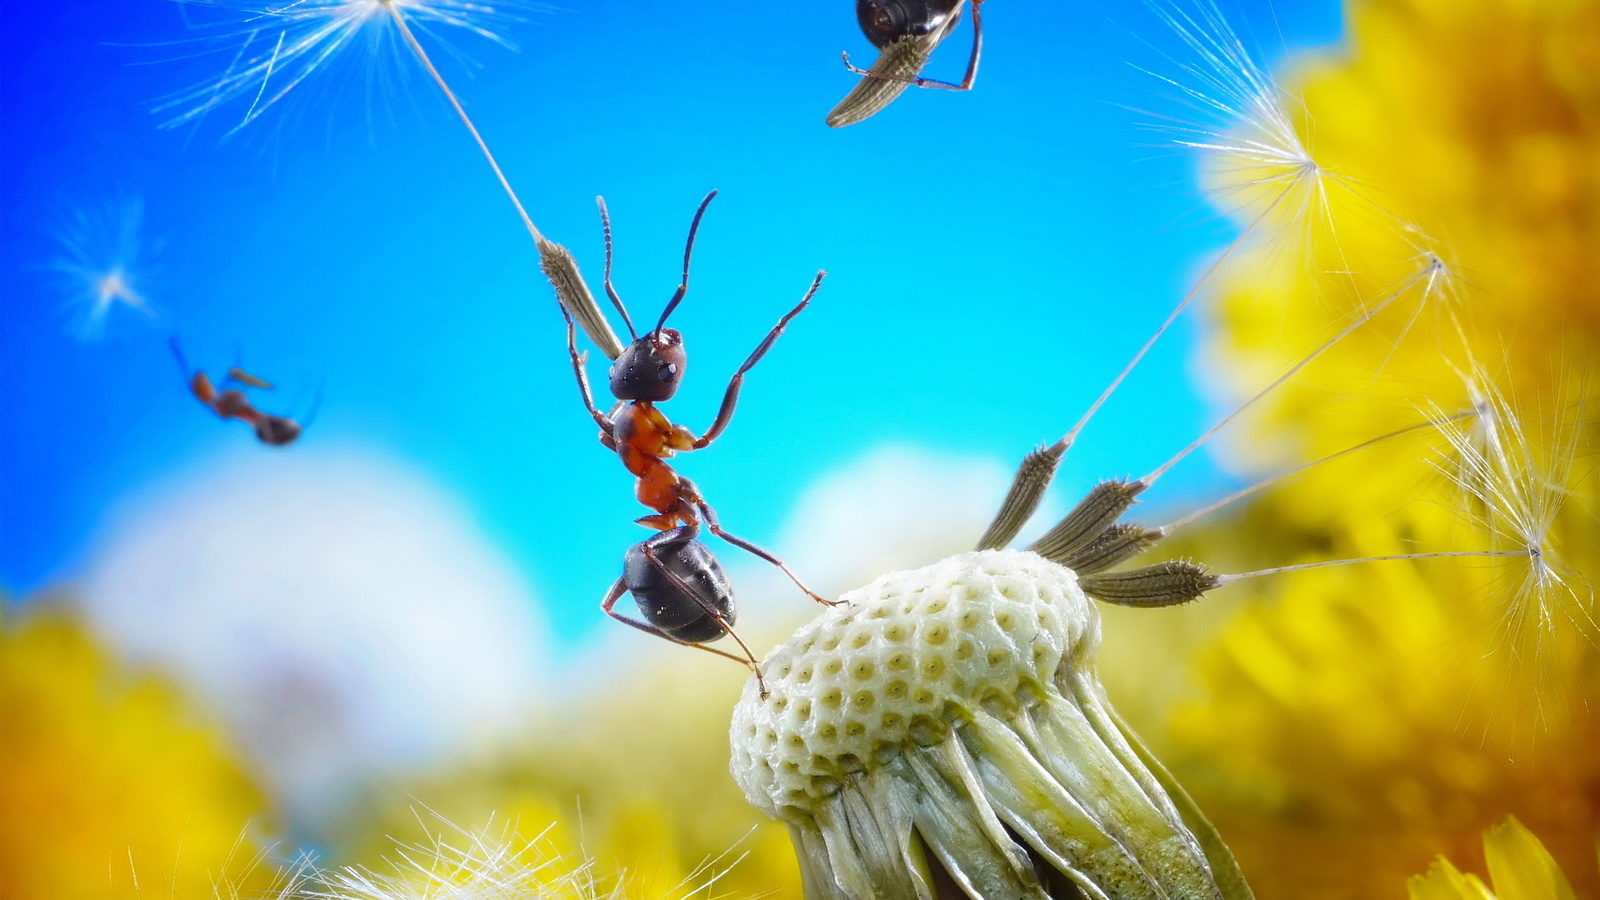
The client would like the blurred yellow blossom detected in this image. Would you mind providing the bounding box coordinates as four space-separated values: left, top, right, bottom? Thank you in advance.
0 606 277 899
1407 816 1580 900
1149 0 1600 897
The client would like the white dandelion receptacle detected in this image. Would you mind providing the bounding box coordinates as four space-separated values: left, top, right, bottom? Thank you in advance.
729 550 1251 900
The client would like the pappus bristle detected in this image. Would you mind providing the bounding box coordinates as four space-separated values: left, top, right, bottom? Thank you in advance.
1139 0 1337 262
1430 373 1594 668
155 0 535 136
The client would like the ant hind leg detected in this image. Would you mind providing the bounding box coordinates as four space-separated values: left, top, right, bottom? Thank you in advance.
695 500 838 607
603 567 770 698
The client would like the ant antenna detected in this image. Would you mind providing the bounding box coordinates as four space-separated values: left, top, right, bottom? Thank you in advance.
655 190 719 335
596 197 638 340
167 334 193 378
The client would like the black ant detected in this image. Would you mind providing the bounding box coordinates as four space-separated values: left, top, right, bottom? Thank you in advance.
828 0 986 128
170 336 316 446
558 191 831 695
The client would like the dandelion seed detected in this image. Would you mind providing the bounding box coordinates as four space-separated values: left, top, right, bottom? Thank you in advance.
1428 373 1594 668
159 0 626 355
978 1 1344 538
51 196 159 342
1175 378 1589 650
1138 0 1336 259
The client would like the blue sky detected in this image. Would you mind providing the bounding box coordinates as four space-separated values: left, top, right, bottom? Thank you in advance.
0 0 1344 645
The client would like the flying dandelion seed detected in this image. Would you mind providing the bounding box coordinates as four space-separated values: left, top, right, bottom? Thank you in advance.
157 0 620 355
156 0 538 136
51 196 159 342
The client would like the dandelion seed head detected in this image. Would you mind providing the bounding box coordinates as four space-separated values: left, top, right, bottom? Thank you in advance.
731 550 1245 899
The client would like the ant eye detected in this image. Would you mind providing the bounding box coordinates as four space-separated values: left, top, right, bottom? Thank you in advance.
660 363 679 381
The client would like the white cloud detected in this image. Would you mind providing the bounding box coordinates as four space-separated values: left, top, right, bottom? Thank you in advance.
78 445 548 830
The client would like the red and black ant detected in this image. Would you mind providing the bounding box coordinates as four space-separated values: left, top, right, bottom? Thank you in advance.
170 336 317 446
828 0 985 127
557 191 830 695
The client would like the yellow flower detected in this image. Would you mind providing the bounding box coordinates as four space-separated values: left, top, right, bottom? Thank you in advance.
1407 816 1579 900
0 608 277 900
1146 0 1600 897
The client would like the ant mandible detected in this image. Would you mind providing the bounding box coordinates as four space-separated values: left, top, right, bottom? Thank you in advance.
170 336 313 446
557 191 831 695
828 0 986 128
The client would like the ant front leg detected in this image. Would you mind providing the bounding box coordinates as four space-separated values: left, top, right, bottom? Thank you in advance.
169 335 216 406
691 271 825 450
694 498 838 607
842 0 984 92
559 302 614 431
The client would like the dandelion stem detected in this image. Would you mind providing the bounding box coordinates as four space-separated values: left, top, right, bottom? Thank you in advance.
1140 262 1432 487
1216 550 1522 585
1161 409 1476 533
1053 188 1290 456
381 0 545 245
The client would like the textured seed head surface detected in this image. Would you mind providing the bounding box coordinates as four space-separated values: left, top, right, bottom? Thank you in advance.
729 549 1099 818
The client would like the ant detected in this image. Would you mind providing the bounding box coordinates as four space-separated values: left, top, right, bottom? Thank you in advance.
169 336 315 446
828 0 986 128
558 191 831 695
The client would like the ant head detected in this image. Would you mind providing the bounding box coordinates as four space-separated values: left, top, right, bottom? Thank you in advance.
855 0 961 50
255 415 303 446
610 329 687 401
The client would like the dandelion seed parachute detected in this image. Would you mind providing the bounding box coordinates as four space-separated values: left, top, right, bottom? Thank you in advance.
1427 372 1593 677
52 196 158 342
161 0 627 355
157 0 532 135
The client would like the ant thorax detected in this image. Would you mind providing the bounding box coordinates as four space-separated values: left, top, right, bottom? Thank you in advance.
613 403 683 460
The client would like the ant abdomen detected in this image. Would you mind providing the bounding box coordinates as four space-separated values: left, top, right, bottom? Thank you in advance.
254 416 303 446
856 0 963 50
624 528 735 644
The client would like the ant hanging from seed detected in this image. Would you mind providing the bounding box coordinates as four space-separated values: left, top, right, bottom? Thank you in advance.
828 0 986 128
169 336 316 446
558 191 831 696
